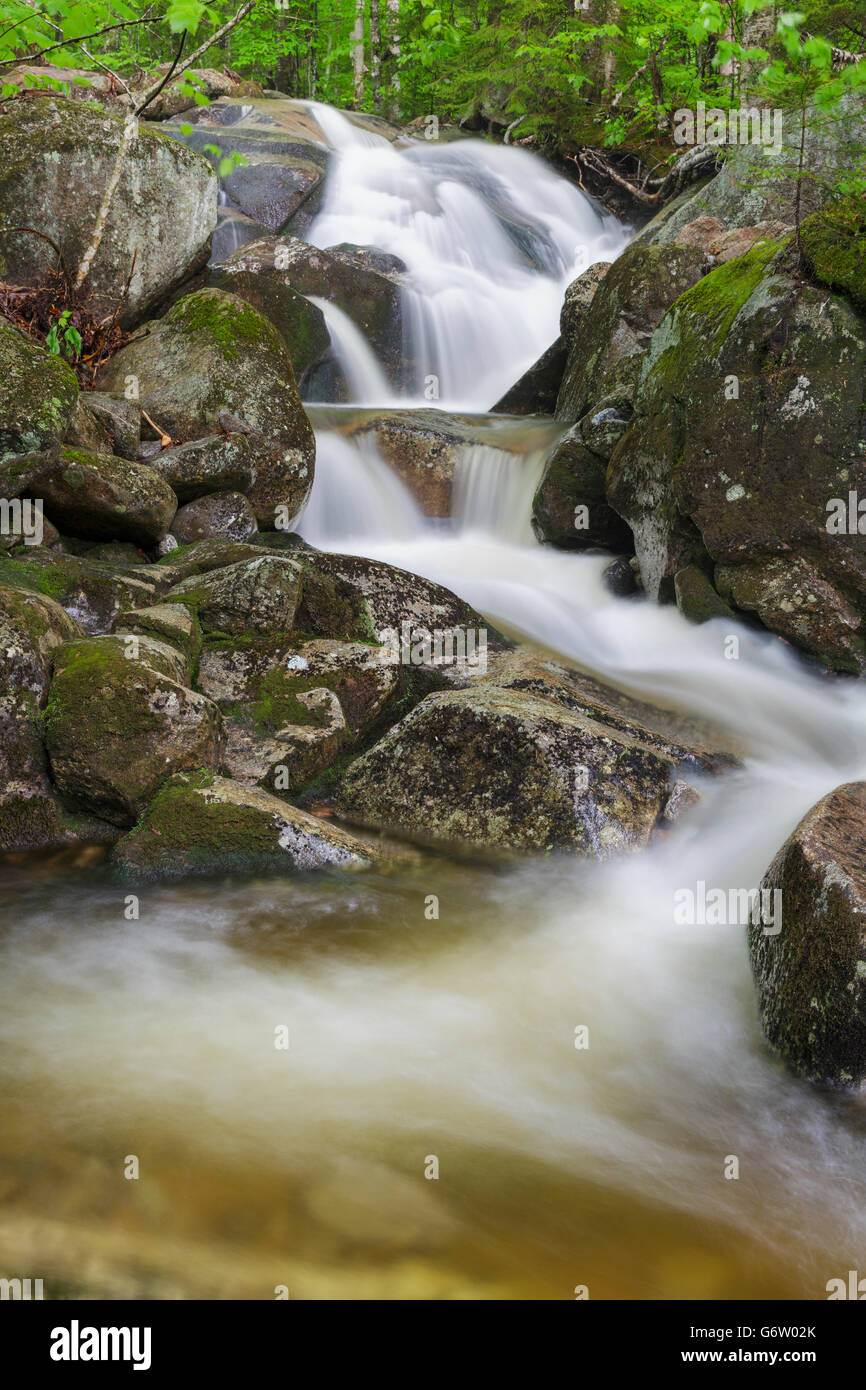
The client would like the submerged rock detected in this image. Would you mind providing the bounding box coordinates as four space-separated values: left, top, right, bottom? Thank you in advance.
750 782 866 1088
112 771 382 879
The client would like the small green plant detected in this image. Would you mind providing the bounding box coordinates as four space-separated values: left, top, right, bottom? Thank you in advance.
45 310 82 363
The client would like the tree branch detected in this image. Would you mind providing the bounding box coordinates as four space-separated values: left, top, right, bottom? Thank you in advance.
134 0 259 117
0 13 158 69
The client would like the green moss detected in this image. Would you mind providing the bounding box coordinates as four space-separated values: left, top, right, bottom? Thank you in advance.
801 197 866 313
166 290 283 362
249 667 337 733
676 236 789 350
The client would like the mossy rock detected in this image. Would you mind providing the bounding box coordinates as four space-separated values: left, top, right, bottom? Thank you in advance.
112 603 201 668
96 289 315 526
44 636 224 826
750 781 866 1087
532 424 633 550
34 447 178 546
112 771 382 880
801 197 866 313
0 547 158 633
0 320 78 464
0 96 217 326
163 554 302 637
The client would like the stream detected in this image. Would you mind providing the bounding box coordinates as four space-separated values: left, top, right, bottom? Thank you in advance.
1 103 865 1301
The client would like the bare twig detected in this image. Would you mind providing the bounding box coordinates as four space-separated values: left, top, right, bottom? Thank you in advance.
0 13 158 69
134 28 187 118
134 0 259 118
0 225 74 300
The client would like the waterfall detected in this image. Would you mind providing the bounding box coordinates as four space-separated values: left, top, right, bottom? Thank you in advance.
299 430 424 547
305 295 397 405
451 442 550 544
304 104 631 409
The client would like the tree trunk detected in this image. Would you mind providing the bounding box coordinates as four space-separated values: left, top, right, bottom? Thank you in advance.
308 3 318 98
351 0 365 109
370 0 382 112
384 0 400 120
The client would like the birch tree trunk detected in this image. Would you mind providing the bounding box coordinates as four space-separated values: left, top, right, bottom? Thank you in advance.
385 0 400 120
370 0 382 112
351 0 366 109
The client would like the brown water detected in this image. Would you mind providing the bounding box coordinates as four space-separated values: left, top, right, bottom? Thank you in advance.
1 814 865 1301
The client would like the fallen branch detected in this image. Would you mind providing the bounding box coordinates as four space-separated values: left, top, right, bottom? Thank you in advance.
578 142 720 207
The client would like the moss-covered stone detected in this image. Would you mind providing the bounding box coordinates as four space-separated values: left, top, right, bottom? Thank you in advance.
112 602 201 668
96 289 315 526
337 681 679 856
0 546 158 633
33 447 178 545
163 554 302 636
0 320 78 464
674 565 736 624
148 434 255 502
801 196 866 313
749 781 866 1087
44 635 224 825
607 236 866 668
112 771 382 880
0 96 216 325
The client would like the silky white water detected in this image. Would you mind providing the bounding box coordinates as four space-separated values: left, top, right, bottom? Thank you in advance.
304 102 630 408
1 103 864 1301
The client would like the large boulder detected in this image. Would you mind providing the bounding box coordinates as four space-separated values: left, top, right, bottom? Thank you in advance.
163 553 303 637
44 635 224 825
0 97 217 325
147 433 255 502
337 650 732 855
112 771 383 880
0 547 159 633
555 243 708 425
0 320 79 464
211 236 401 386
33 447 177 545
750 782 866 1087
159 98 332 235
96 289 315 527
607 237 866 668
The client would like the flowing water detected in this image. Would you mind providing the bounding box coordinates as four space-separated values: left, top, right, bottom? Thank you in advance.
2 105 865 1302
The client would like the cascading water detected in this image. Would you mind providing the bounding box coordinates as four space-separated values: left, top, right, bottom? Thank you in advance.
3 100 866 1302
304 102 630 408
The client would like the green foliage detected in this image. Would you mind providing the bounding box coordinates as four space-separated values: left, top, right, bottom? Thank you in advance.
46 310 82 363
801 196 866 310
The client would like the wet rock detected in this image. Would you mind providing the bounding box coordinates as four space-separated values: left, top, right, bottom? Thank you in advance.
212 236 401 383
0 320 78 464
559 260 611 346
602 555 639 598
96 289 315 527
532 425 632 550
163 553 302 636
32 447 178 546
556 243 707 426
674 565 736 624
112 771 382 879
338 649 734 856
44 635 224 826
749 781 866 1087
0 546 158 633
147 433 256 502
171 491 258 544
607 237 866 668
492 338 567 415
0 97 217 325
